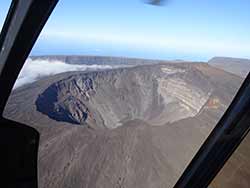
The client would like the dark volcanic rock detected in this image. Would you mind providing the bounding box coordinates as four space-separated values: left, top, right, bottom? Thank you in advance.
36 77 94 125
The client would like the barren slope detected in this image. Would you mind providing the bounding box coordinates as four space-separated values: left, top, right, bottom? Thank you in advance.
4 62 243 188
209 57 250 78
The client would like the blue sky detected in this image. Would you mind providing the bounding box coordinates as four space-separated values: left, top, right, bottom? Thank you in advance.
1 0 250 61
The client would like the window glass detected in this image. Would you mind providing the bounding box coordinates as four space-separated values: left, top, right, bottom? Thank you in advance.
2 1 250 188
0 1 11 31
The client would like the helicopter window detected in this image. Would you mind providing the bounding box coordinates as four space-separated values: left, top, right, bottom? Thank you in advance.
1 1 250 188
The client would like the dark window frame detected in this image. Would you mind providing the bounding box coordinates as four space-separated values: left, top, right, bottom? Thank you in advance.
0 0 58 187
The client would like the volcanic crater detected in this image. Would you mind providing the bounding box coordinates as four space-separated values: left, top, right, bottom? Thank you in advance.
36 64 213 129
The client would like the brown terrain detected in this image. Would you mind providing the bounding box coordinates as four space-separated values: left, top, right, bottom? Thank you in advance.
3 56 249 188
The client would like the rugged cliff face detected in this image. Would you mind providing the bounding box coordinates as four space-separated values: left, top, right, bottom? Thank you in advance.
36 64 213 129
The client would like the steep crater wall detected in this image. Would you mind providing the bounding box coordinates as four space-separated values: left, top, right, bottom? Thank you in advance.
36 64 213 129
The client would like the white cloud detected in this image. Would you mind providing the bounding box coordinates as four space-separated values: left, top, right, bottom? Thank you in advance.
14 58 113 89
